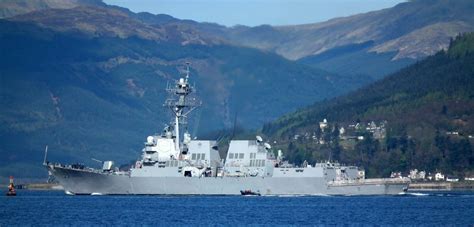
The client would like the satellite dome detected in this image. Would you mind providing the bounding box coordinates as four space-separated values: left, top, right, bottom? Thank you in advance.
147 136 154 144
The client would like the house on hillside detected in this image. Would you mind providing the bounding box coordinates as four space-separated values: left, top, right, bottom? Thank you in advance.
365 121 386 140
409 169 426 180
339 127 345 136
391 172 402 178
435 172 445 181
465 176 474 181
446 176 459 182
319 118 328 131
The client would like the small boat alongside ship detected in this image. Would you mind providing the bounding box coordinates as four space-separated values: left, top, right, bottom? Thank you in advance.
240 190 261 196
45 64 410 196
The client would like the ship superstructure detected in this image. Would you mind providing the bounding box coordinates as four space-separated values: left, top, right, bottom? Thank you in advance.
45 65 409 195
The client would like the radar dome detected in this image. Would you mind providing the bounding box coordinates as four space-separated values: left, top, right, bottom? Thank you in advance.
183 132 191 144
256 135 263 143
147 136 154 144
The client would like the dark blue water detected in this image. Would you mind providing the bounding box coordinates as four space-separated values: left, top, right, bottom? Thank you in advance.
1 191 473 226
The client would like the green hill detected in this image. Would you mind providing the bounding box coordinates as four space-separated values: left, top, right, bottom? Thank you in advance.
263 33 474 178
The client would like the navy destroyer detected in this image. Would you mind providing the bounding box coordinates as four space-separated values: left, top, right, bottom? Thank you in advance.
45 65 409 195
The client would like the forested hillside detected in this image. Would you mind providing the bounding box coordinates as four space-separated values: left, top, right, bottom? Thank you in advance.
263 33 474 178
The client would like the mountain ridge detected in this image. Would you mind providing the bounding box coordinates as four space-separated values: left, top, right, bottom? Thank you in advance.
3 0 473 80
0 0 105 18
4 0 473 60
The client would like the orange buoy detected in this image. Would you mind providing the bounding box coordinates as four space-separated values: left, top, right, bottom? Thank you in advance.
6 176 16 196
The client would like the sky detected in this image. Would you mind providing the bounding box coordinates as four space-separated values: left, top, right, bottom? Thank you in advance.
103 0 407 27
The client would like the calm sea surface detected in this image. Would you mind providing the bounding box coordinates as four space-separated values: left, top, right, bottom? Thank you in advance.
1 190 473 226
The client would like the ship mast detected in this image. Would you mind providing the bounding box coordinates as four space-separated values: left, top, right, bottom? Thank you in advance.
165 63 200 154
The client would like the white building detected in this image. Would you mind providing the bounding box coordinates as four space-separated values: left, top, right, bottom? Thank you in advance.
446 177 459 182
409 169 426 180
358 170 365 179
366 121 377 131
390 172 402 179
339 127 345 136
435 172 445 181
418 171 426 179
319 119 328 131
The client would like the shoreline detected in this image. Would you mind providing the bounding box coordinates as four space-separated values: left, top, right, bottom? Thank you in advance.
3 182 474 192
408 181 474 191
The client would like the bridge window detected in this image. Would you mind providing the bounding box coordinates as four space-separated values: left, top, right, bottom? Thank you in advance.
239 153 244 159
191 153 196 160
229 153 234 159
201 153 206 160
184 171 192 177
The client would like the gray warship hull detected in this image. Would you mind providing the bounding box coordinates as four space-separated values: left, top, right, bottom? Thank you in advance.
45 66 410 196
48 165 409 195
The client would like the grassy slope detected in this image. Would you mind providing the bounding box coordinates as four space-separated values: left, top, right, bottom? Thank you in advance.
298 42 415 80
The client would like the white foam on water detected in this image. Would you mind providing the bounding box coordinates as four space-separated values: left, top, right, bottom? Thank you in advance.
406 192 429 196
